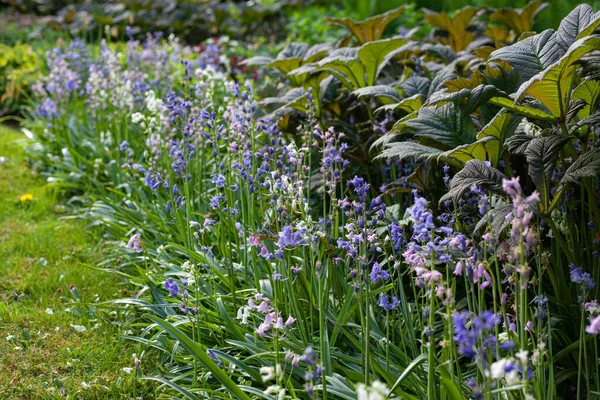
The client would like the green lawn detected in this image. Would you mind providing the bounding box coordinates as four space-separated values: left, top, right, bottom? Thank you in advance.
0 125 154 399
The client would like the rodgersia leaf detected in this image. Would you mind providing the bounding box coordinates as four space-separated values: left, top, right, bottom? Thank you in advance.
357 36 410 86
525 135 573 208
352 85 403 102
318 49 365 89
476 110 522 166
489 1 549 37
326 5 408 44
376 141 442 161
404 104 476 148
439 160 507 204
277 43 309 59
505 134 534 155
560 149 600 186
474 204 513 236
375 93 424 114
515 36 600 117
400 76 431 97
425 84 500 116
489 29 563 82
556 4 600 51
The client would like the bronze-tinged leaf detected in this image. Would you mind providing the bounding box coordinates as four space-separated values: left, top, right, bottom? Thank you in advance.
326 5 408 44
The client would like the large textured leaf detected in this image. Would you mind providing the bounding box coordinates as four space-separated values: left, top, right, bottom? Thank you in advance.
404 104 476 148
516 36 600 117
525 135 573 208
439 160 507 203
357 37 409 85
476 109 522 166
571 79 600 119
241 55 273 66
489 29 563 82
352 85 402 102
386 111 419 136
277 42 309 59
304 43 333 62
438 136 495 164
267 58 304 75
375 93 424 114
488 96 559 122
560 149 600 185
376 141 443 161
326 5 408 44
474 204 514 236
444 71 484 92
483 61 521 94
318 52 365 89
505 134 534 155
400 76 431 97
489 1 549 36
426 84 499 115
429 64 458 97
260 87 308 113
556 4 600 51
423 6 478 51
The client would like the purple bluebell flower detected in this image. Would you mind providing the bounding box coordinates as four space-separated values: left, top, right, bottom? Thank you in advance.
164 279 180 297
126 234 142 253
208 349 223 367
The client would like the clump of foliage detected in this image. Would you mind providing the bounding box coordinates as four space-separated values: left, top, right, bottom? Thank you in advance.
20 2 600 400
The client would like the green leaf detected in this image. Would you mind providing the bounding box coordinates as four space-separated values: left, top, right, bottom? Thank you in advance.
147 315 252 400
352 85 402 102
560 148 600 186
474 204 514 236
476 109 522 166
267 58 304 75
357 37 409 86
377 141 443 161
400 76 431 97
556 4 600 51
326 5 408 44
505 134 534 155
375 94 424 114
489 1 549 36
487 97 559 122
439 160 507 204
439 368 465 400
489 29 562 82
515 36 600 117
241 56 273 66
404 104 476 148
304 43 333 62
426 84 499 115
524 135 573 208
571 78 600 119
387 353 427 398
277 42 309 59
216 298 245 342
260 87 307 112
318 50 365 89
438 136 496 164
142 376 201 400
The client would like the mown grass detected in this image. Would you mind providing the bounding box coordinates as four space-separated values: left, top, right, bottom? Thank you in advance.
0 125 155 399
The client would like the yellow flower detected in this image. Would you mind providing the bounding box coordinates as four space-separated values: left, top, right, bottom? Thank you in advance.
20 193 33 202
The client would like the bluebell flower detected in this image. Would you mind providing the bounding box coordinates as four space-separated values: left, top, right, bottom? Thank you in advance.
209 195 223 209
208 349 223 367
369 262 390 284
164 279 180 297
379 295 399 310
570 264 596 290
212 174 226 188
